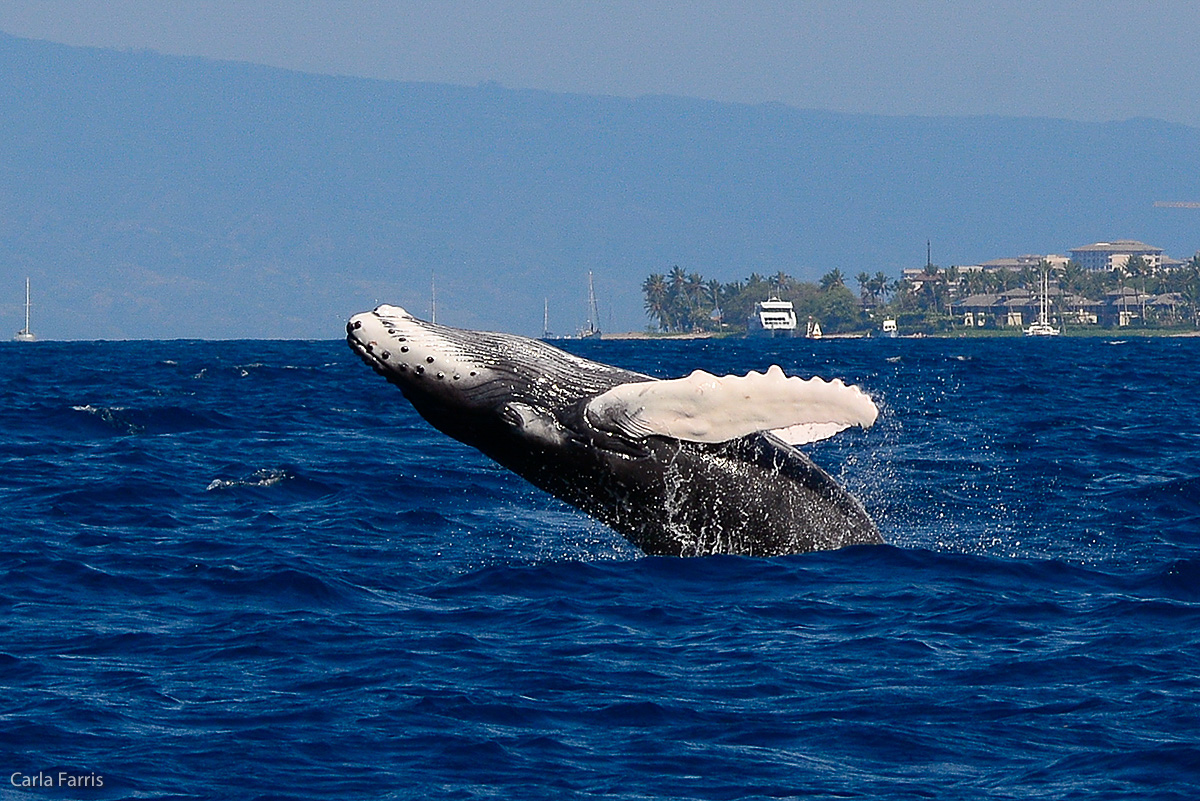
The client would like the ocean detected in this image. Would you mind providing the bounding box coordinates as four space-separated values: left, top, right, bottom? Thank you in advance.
1 335 1198 799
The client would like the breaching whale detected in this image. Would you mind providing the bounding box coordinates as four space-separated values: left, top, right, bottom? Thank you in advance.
347 305 882 557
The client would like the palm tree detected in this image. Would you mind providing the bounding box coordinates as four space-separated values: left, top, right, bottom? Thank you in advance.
918 263 941 314
1019 264 1037 295
872 272 892 304
1184 254 1200 328
705 278 723 326
1061 260 1085 297
664 265 689 331
682 272 707 330
856 272 873 303
668 265 687 296
820 269 846 292
642 273 668 331
962 269 985 297
944 265 961 303
1124 254 1150 323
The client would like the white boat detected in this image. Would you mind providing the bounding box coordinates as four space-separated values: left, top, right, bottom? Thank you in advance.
14 277 35 342
806 317 823 339
1024 320 1059 336
579 271 602 339
882 319 898 338
1024 267 1060 336
749 297 797 337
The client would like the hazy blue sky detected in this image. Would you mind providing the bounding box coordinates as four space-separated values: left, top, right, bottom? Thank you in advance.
3 1 1200 128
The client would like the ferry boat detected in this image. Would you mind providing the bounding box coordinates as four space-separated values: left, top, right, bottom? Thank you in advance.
748 297 797 337
14 277 35 342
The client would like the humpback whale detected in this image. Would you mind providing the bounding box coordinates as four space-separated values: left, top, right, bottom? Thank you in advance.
347 305 882 556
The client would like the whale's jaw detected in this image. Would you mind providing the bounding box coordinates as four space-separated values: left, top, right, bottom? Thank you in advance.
346 305 496 394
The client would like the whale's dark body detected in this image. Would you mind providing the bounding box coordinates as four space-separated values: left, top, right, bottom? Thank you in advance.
348 305 881 557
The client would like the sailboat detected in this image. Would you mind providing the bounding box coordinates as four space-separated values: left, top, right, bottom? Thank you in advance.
14 277 35 342
1024 266 1060 336
579 271 602 339
805 317 823 339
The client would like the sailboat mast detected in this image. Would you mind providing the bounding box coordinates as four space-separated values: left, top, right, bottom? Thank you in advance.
587 272 599 334
14 276 35 341
1042 268 1050 324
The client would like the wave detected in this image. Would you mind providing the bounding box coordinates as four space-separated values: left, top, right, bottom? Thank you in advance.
204 467 336 500
69 403 235 436
205 468 293 491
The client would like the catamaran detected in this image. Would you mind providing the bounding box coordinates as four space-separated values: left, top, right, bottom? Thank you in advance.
14 277 35 342
1024 266 1060 336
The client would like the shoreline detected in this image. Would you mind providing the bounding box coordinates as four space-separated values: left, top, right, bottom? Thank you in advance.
598 328 1200 341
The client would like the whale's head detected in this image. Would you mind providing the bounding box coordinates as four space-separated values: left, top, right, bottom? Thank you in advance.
348 305 506 403
346 305 645 444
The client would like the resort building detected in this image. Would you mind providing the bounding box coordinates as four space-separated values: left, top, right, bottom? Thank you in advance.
973 254 1070 273
914 255 1070 284
951 285 1186 329
1069 240 1164 272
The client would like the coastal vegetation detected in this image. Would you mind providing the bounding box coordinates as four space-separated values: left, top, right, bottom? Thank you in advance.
641 266 869 334
642 255 1200 335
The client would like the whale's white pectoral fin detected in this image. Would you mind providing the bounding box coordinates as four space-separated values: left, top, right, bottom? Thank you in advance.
765 421 856 446
584 365 878 446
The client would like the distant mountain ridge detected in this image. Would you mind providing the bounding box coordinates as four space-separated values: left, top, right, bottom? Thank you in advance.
2 32 1198 339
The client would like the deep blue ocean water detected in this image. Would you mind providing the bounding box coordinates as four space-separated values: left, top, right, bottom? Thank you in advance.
2 335 1199 800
